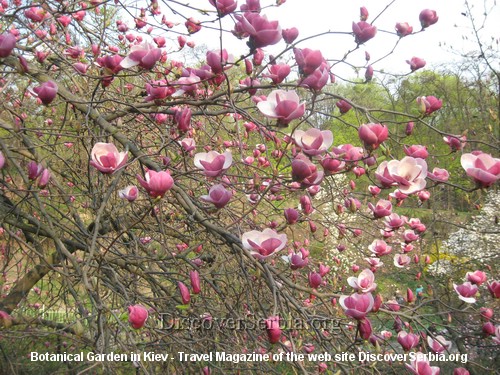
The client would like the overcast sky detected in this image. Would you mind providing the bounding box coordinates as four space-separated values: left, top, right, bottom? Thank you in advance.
184 0 499 80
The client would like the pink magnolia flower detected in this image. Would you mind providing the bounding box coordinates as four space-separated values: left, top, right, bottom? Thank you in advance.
145 80 174 101
417 96 442 115
369 239 392 257
178 281 191 304
179 138 196 153
428 167 449 182
358 123 388 150
128 305 148 329
419 9 438 28
339 292 374 320
241 228 287 259
240 0 260 12
265 316 281 343
136 170 174 198
365 257 384 270
347 269 377 293
395 22 413 37
265 63 291 84
185 18 202 34
453 369 470 375
294 48 324 75
291 154 323 186
299 65 329 91
288 250 308 270
404 145 428 159
119 185 139 202
394 254 411 268
0 151 5 169
257 90 305 126
27 161 44 180
0 310 12 328
120 41 161 70
352 21 377 44
0 33 16 58
398 331 420 351
460 152 500 188
405 352 440 375
365 65 374 81
453 282 478 303
293 129 333 156
235 12 281 49
308 272 322 288
368 199 392 218
403 229 419 243
90 142 128 174
466 270 487 285
443 135 467 151
336 100 352 114
206 49 233 74
33 81 58 105
175 107 192 132
377 157 428 194
427 335 452 353
320 153 345 174
190 270 201 294
282 27 299 44
487 280 500 298
385 213 406 229
407 57 426 72
194 151 232 177
359 6 369 21
408 218 426 233
359 318 372 340
200 184 232 208
209 0 237 16
284 208 299 224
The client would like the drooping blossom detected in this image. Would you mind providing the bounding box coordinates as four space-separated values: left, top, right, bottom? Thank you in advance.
417 96 442 115
368 239 392 257
453 282 478 304
427 335 452 353
375 157 428 194
339 292 374 320
347 269 377 293
395 22 413 37
358 123 388 150
368 199 392 218
209 0 238 17
33 81 58 105
398 331 420 351
282 27 299 44
265 316 281 344
419 9 438 28
405 352 440 375
293 128 333 156
90 142 128 174
428 168 449 182
407 57 426 72
136 170 174 198
120 41 161 70
0 33 16 58
352 21 377 44
234 12 281 49
118 185 139 202
466 270 487 286
242 228 287 259
178 281 191 304
128 305 148 329
194 150 232 177
443 135 467 152
460 152 500 188
200 184 232 208
257 90 305 126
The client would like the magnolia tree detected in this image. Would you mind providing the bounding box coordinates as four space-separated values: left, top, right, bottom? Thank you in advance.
0 0 499 374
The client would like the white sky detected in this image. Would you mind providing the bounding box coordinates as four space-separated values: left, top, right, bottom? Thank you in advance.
181 0 499 80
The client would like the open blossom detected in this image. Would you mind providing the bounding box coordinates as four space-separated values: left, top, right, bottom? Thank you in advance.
209 0 237 16
427 335 452 353
460 152 500 188
443 135 467 151
294 48 324 76
358 123 388 150
299 64 330 91
242 228 287 259
128 305 148 329
200 184 232 208
417 96 442 115
0 33 16 58
347 269 377 293
339 292 374 320
369 239 392 257
33 81 58 105
179 138 196 153
194 151 232 177
352 21 377 44
368 199 392 218
419 9 438 28
395 22 413 37
453 282 478 303
428 167 449 182
407 57 426 72
119 185 139 202
466 270 487 285
120 41 161 70
257 90 305 126
265 63 291 84
394 254 411 268
291 154 323 186
376 157 428 195
145 80 174 101
90 142 128 174
136 170 174 198
234 12 281 49
293 129 333 156
398 331 420 351
406 352 440 375
288 250 308 269
265 316 281 344
365 257 383 270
